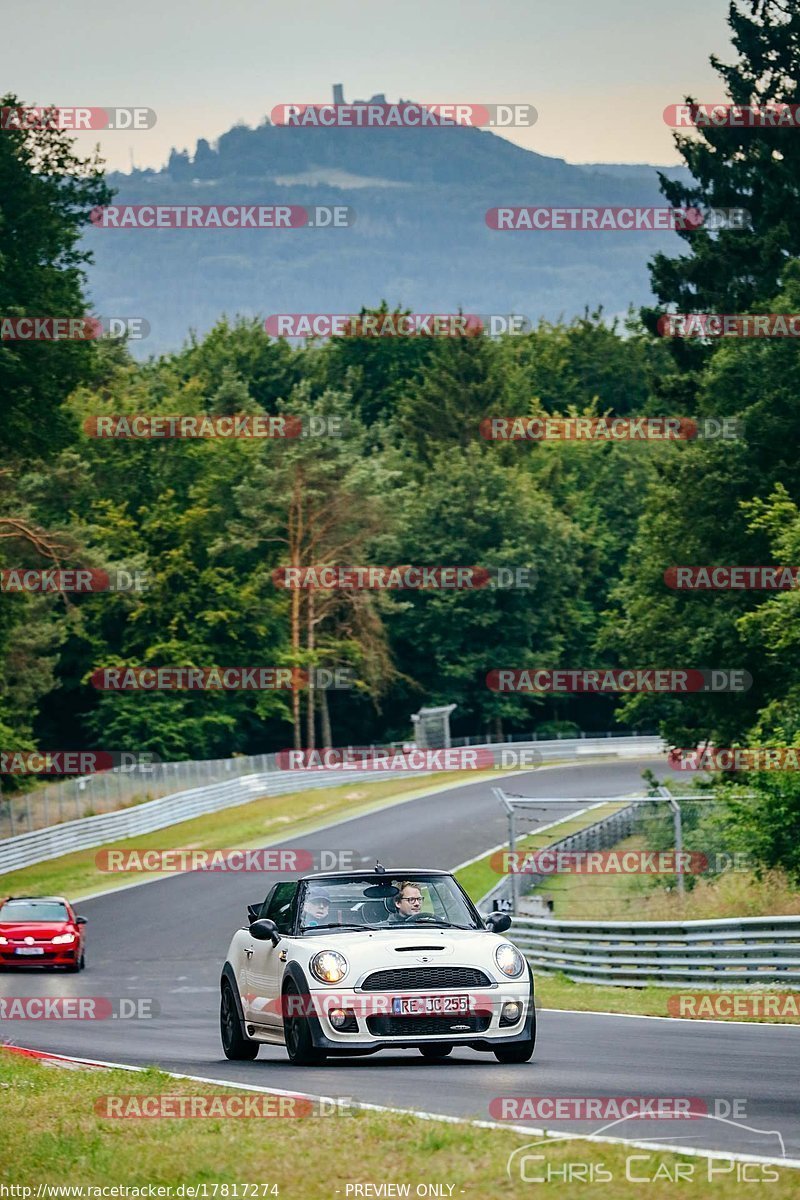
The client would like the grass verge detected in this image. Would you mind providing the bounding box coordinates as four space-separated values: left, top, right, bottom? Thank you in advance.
526 833 800 921
534 972 800 1023
0 1051 795 1195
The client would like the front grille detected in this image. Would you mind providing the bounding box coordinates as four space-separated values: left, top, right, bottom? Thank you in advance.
361 967 491 991
1 950 57 959
366 1013 491 1037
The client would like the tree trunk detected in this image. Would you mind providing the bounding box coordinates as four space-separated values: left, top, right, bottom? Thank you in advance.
319 685 333 749
289 472 303 751
305 588 316 751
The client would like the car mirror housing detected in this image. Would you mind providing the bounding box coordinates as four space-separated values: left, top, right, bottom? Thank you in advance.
249 918 281 945
486 912 512 934
75 916 87 925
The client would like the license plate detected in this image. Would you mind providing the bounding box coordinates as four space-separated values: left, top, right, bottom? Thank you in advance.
14 947 44 956
392 994 471 1016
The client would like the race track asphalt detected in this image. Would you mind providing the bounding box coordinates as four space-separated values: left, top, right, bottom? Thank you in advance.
2 757 798 1164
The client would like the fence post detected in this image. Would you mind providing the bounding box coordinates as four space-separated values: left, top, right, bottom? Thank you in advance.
659 785 685 897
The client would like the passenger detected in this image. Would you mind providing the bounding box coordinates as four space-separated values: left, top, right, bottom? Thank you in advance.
302 893 331 927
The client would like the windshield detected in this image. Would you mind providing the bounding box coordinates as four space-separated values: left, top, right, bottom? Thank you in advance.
0 900 70 923
298 874 481 933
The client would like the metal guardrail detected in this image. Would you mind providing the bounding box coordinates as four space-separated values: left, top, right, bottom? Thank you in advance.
0 730 661 838
478 799 641 913
0 765 427 876
0 736 664 875
510 914 800 987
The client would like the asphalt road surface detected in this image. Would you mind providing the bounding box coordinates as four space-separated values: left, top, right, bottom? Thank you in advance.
2 757 798 1163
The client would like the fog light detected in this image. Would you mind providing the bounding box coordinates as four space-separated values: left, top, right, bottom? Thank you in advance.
329 1008 348 1029
502 1001 522 1023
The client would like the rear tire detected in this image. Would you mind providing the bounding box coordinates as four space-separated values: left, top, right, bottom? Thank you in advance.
220 980 259 1060
419 1044 453 1059
283 982 326 1066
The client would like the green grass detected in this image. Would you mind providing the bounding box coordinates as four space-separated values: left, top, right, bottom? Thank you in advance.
0 769 500 902
535 972 800 1023
456 799 629 903
524 833 800 921
1 1051 795 1195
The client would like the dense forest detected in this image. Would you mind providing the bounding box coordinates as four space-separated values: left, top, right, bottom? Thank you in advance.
1 2 800 876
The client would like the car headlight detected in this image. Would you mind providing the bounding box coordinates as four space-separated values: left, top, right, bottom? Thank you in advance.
310 950 348 984
0 936 7 944
51 933 76 944
494 942 525 978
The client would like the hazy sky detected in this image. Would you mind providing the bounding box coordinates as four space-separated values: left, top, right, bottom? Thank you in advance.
3 0 733 173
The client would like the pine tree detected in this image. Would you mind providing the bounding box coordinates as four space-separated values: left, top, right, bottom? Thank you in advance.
645 0 800 332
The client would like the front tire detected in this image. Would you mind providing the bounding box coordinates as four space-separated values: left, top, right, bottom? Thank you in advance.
419 1044 453 1059
283 981 326 1066
493 1005 536 1063
220 980 259 1060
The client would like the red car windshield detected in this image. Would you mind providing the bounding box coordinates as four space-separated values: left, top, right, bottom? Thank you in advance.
0 901 70 922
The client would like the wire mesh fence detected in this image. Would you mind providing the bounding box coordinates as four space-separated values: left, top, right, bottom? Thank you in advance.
0 732 660 841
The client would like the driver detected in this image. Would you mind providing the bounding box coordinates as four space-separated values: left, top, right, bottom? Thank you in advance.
388 881 424 922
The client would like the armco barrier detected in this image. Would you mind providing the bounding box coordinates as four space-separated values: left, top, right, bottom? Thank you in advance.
478 799 641 913
0 736 663 875
509 914 800 986
0 731 660 837
0 766 422 876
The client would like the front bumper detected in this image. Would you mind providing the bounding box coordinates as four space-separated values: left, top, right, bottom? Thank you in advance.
300 978 534 1053
0 945 80 968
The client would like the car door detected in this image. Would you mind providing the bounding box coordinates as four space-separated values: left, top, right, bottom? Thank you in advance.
244 881 298 1031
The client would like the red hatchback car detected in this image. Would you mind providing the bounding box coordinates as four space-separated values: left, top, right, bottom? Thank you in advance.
0 896 87 971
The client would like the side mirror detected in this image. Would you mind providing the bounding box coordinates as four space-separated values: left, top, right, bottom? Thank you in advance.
74 916 87 926
485 912 512 934
249 918 281 946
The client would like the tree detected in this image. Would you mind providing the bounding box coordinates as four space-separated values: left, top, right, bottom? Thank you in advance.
220 384 395 749
646 1 800 328
0 93 112 461
606 266 800 746
378 443 584 736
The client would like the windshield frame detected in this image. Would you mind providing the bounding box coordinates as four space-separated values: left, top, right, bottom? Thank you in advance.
293 872 484 936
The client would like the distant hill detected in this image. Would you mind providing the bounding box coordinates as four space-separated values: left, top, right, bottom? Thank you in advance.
84 106 693 356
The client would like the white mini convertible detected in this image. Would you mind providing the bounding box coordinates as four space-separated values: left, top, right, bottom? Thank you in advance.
220 868 536 1065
